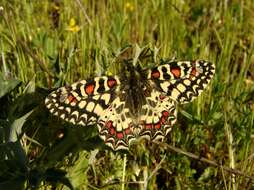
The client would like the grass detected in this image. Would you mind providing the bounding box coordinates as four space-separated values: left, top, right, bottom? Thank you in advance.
0 0 254 189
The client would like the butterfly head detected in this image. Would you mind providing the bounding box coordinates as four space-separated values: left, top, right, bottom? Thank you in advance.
119 61 146 89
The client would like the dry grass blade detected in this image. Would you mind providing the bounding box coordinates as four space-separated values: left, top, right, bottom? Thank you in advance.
155 141 254 183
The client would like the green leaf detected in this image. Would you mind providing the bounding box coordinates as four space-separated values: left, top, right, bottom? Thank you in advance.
0 73 21 98
8 109 34 142
65 151 89 189
44 168 74 190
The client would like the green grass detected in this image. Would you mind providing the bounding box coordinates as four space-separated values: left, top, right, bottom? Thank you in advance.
1 0 254 189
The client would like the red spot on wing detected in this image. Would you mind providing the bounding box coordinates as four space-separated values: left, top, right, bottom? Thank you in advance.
110 128 115 135
107 78 117 88
159 94 166 100
105 121 113 128
154 123 161 129
105 120 116 135
170 66 181 78
67 95 77 103
151 70 160 79
124 128 131 135
190 67 197 78
145 124 152 129
117 132 124 139
85 83 95 95
162 111 169 117
161 111 169 124
161 117 166 124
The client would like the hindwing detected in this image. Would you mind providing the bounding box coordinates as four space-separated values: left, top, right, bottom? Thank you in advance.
97 97 136 150
97 90 177 150
138 90 177 141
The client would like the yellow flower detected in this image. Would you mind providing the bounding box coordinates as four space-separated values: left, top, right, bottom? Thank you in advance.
125 2 134 12
67 18 80 32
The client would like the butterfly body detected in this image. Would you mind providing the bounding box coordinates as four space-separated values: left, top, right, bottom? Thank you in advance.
119 63 151 118
45 59 215 150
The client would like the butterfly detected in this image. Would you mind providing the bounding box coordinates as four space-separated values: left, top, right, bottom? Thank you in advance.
45 58 215 151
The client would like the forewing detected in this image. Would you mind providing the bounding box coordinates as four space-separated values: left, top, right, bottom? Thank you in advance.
138 90 177 141
98 97 136 151
148 60 215 104
45 76 120 126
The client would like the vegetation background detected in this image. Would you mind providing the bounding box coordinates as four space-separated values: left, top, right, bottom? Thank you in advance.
0 0 254 189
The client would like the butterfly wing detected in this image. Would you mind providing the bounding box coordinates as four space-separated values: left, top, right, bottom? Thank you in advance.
148 60 215 104
138 90 177 141
97 97 137 151
45 76 120 126
97 90 177 151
